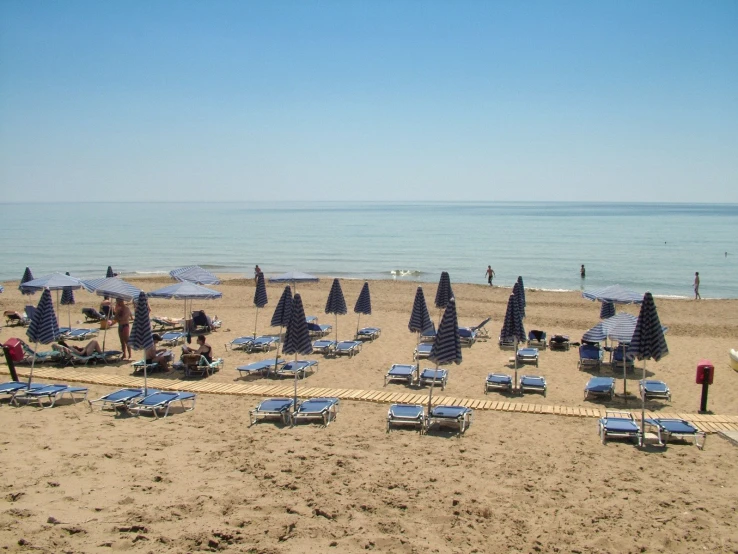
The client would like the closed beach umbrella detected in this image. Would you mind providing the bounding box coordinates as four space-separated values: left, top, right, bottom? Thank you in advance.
500 292 526 387
513 277 526 319
253 272 268 338
325 278 347 342
268 271 319 293
130 292 155 394
282 293 313 409
169 265 222 286
354 281 372 334
428 297 462 412
60 273 76 329
106 266 115 278
20 267 34 295
26 288 60 386
600 301 616 319
627 292 669 445
409 286 434 356
434 272 454 311
270 286 293 373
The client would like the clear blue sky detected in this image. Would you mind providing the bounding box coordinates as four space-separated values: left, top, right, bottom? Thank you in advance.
1 1 736 202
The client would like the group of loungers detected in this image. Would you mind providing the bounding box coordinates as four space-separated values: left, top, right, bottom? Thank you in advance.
237 358 319 380
599 410 705 448
584 376 671 403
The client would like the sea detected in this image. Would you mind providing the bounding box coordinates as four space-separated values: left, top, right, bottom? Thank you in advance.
1 202 736 299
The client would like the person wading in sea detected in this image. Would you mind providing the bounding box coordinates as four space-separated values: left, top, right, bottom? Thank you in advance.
485 265 495 286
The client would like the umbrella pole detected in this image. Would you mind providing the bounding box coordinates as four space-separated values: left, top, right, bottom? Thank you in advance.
254 307 259 339
272 325 283 378
28 345 39 387
640 360 646 446
144 356 148 396
335 313 339 344
56 290 60 326
427 362 438 414
293 352 298 413
514 339 519 394
622 355 627 401
68 305 71 330
356 313 361 336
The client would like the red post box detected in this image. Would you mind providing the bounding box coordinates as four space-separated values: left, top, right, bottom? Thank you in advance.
696 360 714 385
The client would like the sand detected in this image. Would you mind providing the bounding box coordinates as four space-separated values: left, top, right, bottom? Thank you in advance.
1 276 737 553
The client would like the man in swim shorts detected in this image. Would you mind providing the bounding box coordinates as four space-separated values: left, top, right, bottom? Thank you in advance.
694 272 701 300
113 298 133 359
485 265 495 286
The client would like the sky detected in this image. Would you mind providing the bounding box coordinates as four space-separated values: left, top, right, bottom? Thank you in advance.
1 1 736 203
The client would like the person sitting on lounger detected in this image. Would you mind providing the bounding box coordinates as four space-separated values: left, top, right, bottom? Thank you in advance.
182 335 213 363
100 296 112 317
58 338 102 356
145 333 172 371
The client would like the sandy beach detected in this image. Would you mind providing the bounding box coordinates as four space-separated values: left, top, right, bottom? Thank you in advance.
1 276 737 553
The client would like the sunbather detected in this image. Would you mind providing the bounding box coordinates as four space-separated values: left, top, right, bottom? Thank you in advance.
111 298 133 360
145 334 173 371
57 338 102 356
182 335 213 363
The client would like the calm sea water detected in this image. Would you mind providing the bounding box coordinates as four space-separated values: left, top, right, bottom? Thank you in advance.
1 202 736 298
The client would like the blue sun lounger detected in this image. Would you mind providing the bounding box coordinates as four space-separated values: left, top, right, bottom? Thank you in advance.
386 404 425 433
307 322 332 338
418 368 448 390
420 328 436 343
0 381 47 400
293 397 339 426
88 388 155 412
584 376 615 401
611 343 635 370
276 360 319 379
527 330 547 349
384 364 418 386
128 391 197 418
640 380 671 402
159 332 186 346
151 316 184 332
458 327 476 347
498 336 516 350
12 383 88 408
250 398 296 426
250 336 280 352
414 343 433 360
645 418 706 449
485 373 513 394
548 334 570 351
519 375 547 396
225 336 256 351
578 344 603 371
425 405 473 436
599 411 640 445
82 307 105 323
17 341 64 364
335 340 362 357
59 328 99 341
312 339 337 356
356 327 381 341
516 348 539 367
237 358 285 378
465 317 491 341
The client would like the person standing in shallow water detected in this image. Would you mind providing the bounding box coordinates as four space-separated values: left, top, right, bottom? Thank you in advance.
485 265 495 286
694 272 701 300
580 265 586 279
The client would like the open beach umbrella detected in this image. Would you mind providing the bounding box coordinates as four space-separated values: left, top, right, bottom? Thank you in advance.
428 297 462 412
600 301 616 319
409 286 434 351
20 273 83 324
253 272 268 338
583 284 643 304
434 272 454 324
500 292 526 387
25 288 60 386
106 266 115 278
354 282 372 334
148 282 222 342
270 286 293 373
269 271 319 293
130 292 155 394
60 273 76 329
282 293 312 409
169 265 221 285
20 267 34 295
325 278 347 343
627 292 669 445
513 277 526 319
81 277 144 350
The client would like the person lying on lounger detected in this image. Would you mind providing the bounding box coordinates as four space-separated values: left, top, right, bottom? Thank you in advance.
57 338 102 356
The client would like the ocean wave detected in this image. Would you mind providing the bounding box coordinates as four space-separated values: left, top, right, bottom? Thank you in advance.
389 269 423 278
132 270 169 275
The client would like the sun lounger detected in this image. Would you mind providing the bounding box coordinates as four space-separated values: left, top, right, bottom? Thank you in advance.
17 340 64 364
275 360 318 379
132 352 173 373
0 381 47 400
599 410 640 445
584 376 615 401
414 343 433 360
578 344 603 371
237 359 285 378
52 344 103 366
384 364 418 386
519 375 547 396
250 398 296 426
458 327 477 347
4 310 29 327
467 317 491 341
88 388 154 412
640 380 671 402
307 322 332 338
128 391 197 418
191 310 221 333
485 373 513 394
82 307 105 323
159 332 186 346
12 383 88 408
420 327 436 343
59 328 99 341
151 316 184 332
355 327 381 342
386 404 425 433
425 405 473 436
610 343 635 370
498 336 516 350
516 348 539 367
249 336 280 352
225 336 255 351
305 316 318 324
312 339 337 356
527 330 547 349
548 334 570 351
293 397 340 426
335 340 362 357
183 355 223 378
645 418 706 449
418 368 448 390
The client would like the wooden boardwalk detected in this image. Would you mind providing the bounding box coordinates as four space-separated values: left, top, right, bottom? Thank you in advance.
5 366 738 434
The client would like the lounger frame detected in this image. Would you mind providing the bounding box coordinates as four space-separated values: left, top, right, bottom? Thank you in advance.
519 375 547 397
12 383 88 408
485 373 513 394
249 398 296 426
293 397 339 426
418 368 448 390
599 410 640 445
425 405 473 436
516 348 539 367
640 380 672 402
584 377 615 401
384 364 418 386
386 404 425 433
129 391 196 418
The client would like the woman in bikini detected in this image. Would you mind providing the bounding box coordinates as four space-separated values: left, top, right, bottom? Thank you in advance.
57 339 103 356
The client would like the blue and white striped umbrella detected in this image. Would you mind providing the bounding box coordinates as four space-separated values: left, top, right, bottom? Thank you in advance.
106 266 115 278
26 288 60 386
130 292 155 394
282 293 313 408
408 286 433 333
428 297 461 412
513 277 526 319
516 276 526 315
148 281 222 300
252 272 268 338
500 293 526 345
20 272 83 293
583 284 642 304
60 272 76 329
270 286 293 328
600 301 616 319
81 277 143 301
434 272 454 311
268 271 319 288
354 281 372 334
20 267 34 295
169 265 222 285
325 278 347 342
627 292 669 443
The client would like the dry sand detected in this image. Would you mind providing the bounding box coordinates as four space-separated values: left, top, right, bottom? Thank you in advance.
1 276 737 553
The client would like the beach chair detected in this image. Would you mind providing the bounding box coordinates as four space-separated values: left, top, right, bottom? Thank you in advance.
275 360 318 379
311 339 337 357
640 380 671 402
237 359 285 378
645 418 706 449
425 405 473 436
458 327 477 347
305 316 318 324
418 368 448 390
467 317 491 341
414 343 433 360
250 398 296 427
420 327 436 343
225 336 255 351
335 340 362 357
578 344 603 371
132 355 171 374
52 344 102 367
16 340 64 364
82 307 105 323
584 376 615 401
384 364 418 386
307 322 332 338
249 336 280 353
519 375 547 396
128 391 197 418
159 332 186 346
4 310 29 327
498 336 516 350
516 348 539 367
183 355 223 378
485 373 513 394
191 310 221 333
611 343 635 371
0 381 47 401
59 328 99 341
88 388 153 412
527 330 547 349
548 334 570 351
355 327 381 342
293 397 340 426
598 410 640 445
151 316 184 332
12 383 88 408
386 404 425 433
